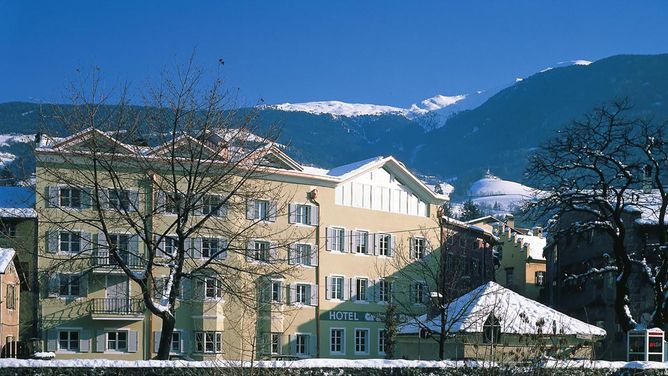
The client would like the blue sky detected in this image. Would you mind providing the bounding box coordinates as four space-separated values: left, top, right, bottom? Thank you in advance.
1 1 667 107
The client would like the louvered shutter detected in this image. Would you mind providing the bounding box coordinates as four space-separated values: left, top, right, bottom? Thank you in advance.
287 244 295 265
343 278 350 300
324 277 330 300
389 235 396 257
409 237 416 259
310 284 318 306
268 201 277 222
289 284 296 305
129 235 139 264
269 241 278 263
97 188 109 210
350 278 357 301
82 188 92 209
95 331 106 352
192 238 202 259
46 330 58 351
129 190 140 211
310 245 318 266
289 334 296 355
81 232 92 253
309 333 316 356
246 200 256 220
48 274 59 297
373 233 380 256
246 241 254 262
80 330 91 352
153 331 161 353
288 203 297 224
325 228 333 251
128 331 138 352
47 186 60 207
216 239 228 260
309 205 318 225
46 231 58 253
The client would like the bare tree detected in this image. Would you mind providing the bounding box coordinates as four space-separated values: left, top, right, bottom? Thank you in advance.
36 62 305 359
525 100 668 331
379 213 495 360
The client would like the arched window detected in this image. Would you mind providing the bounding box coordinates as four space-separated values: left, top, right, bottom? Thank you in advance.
483 314 501 344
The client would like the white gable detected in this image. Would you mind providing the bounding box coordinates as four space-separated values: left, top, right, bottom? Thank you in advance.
335 167 429 217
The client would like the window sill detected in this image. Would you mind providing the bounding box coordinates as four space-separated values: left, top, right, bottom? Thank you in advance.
353 300 369 305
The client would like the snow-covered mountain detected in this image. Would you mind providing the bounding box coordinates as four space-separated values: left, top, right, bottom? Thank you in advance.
468 172 536 212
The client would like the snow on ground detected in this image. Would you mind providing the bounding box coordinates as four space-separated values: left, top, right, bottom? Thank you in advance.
468 172 536 212
408 94 467 114
270 101 408 117
0 358 666 370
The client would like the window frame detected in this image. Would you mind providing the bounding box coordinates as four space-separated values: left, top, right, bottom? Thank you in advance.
58 273 81 298
59 187 83 209
355 278 368 302
107 331 128 352
294 243 312 266
377 233 391 256
330 227 345 252
270 332 281 355
413 236 426 259
254 240 271 262
378 329 387 355
354 328 370 355
378 279 392 303
59 231 82 254
294 204 312 225
295 333 309 356
195 331 223 353
295 283 310 305
58 330 80 352
204 277 223 300
6 284 15 310
330 276 344 300
354 230 369 255
329 328 345 355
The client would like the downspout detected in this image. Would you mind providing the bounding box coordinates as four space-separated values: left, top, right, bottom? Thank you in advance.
308 189 321 358
145 174 155 359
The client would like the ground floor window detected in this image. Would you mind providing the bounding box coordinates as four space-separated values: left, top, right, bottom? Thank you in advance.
354 329 369 354
107 331 127 351
295 334 308 355
378 329 387 354
170 332 181 353
330 328 345 355
270 333 281 355
195 331 223 353
59 331 79 351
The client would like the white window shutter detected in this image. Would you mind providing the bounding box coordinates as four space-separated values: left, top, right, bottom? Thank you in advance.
287 244 295 265
95 331 106 352
389 235 396 257
46 330 58 351
310 245 318 266
289 284 296 305
268 201 277 222
217 239 228 260
288 203 297 224
246 200 256 220
46 231 58 253
351 277 357 301
47 186 60 207
342 230 350 253
343 278 350 300
289 334 296 355
128 330 138 353
98 188 109 210
270 242 278 263
325 228 333 251
310 205 319 225
309 333 316 356
81 232 92 253
310 284 318 306
192 238 202 259
48 274 59 297
246 241 254 262
129 190 140 210
153 331 161 353
409 237 416 259
324 277 330 300
80 330 90 352
79 273 88 297
373 233 380 256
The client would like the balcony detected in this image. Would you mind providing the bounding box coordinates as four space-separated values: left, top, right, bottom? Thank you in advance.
92 250 144 270
90 298 144 320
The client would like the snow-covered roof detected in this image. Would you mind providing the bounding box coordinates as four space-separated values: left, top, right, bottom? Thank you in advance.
0 186 36 218
0 248 16 274
400 282 605 338
511 232 547 261
442 216 498 241
622 190 668 226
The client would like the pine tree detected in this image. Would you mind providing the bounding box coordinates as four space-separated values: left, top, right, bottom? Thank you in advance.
383 301 398 359
459 199 482 221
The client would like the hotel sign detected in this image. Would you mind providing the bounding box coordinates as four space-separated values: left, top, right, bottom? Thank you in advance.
322 310 380 322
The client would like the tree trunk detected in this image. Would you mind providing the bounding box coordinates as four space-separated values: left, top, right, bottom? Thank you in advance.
156 314 176 360
613 238 635 332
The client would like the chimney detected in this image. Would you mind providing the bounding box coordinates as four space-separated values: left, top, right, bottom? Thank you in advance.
505 214 515 229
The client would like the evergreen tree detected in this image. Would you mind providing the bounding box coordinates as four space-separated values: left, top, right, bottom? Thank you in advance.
383 301 398 359
459 199 482 221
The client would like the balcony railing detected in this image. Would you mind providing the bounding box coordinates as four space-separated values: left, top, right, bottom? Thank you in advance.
92 251 144 269
91 298 144 315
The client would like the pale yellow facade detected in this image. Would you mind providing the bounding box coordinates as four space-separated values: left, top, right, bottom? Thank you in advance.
35 129 448 360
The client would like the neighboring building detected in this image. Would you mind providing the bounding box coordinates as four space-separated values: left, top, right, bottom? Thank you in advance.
35 128 450 360
0 187 38 350
544 203 665 360
0 248 21 358
468 215 547 302
396 281 605 361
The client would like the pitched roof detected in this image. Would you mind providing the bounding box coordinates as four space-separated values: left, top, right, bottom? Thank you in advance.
0 248 16 274
0 186 36 218
400 281 605 338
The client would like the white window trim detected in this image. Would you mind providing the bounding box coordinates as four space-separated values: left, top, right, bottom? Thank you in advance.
412 280 427 306
199 236 228 259
202 276 224 301
292 281 313 307
353 229 371 256
57 185 85 211
56 327 83 353
329 327 346 356
375 232 392 257
353 328 370 355
353 275 370 304
329 275 345 301
294 332 310 357
270 278 284 304
57 229 86 255
328 227 347 253
169 330 183 354
377 279 393 305
57 272 84 300
249 238 272 264
292 202 314 227
292 243 314 267
104 330 130 353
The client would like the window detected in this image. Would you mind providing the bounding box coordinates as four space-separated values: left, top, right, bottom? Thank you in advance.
354 329 369 354
413 282 426 304
108 189 130 210
330 276 344 300
505 268 514 286
330 328 344 354
253 241 270 262
294 244 312 266
270 333 281 355
328 227 345 252
107 331 128 351
204 277 223 299
271 280 282 303
536 271 545 286
202 238 220 258
378 280 392 303
59 232 81 254
0 222 16 238
164 192 180 214
59 331 79 351
355 278 368 301
59 274 81 297
354 231 369 254
295 334 308 355
483 314 501 344
161 236 176 257
60 187 82 208
109 234 129 252
249 199 271 220
377 234 391 256
201 195 224 217
378 329 387 354
295 284 310 305
294 204 312 225
6 285 15 309
195 331 223 353
170 332 181 353
412 237 426 259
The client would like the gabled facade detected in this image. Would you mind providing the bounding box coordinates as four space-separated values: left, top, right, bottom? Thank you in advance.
35 128 449 360
0 248 21 358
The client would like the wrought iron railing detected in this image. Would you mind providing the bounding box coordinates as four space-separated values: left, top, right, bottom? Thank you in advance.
91 298 144 315
92 251 144 268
